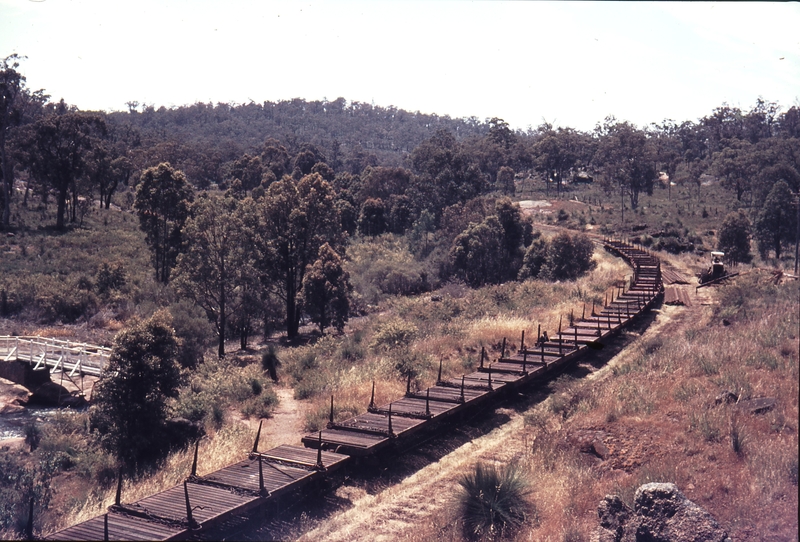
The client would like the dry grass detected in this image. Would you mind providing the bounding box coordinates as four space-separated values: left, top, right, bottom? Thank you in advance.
50 422 251 534
283 247 628 434
302 268 797 542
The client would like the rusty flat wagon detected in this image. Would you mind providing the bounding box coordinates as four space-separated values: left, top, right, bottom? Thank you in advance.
45 239 662 541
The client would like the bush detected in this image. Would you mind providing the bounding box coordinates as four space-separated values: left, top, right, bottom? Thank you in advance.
240 387 279 419
346 235 431 303
90 311 183 471
521 231 596 281
369 319 418 350
169 299 215 368
456 461 533 540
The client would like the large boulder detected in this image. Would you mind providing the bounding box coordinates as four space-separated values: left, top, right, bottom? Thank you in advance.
0 376 31 415
595 495 632 542
592 483 729 542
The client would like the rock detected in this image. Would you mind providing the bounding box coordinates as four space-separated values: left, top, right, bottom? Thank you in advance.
594 495 632 542
569 429 609 459
592 483 729 542
28 381 70 406
632 483 729 542
593 439 610 460
737 397 776 415
0 377 31 413
0 403 26 415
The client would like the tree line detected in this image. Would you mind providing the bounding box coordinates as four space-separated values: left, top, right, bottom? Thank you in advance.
2 53 799 323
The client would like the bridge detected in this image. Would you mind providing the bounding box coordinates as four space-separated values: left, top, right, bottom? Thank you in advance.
0 335 111 378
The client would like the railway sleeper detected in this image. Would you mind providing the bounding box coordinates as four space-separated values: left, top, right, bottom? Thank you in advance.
188 476 266 498
368 406 432 420
406 391 465 404
107 504 192 531
328 422 394 438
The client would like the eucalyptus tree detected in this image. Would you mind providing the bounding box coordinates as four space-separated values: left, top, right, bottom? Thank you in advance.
0 55 27 228
754 180 797 259
594 118 657 221
134 162 194 282
22 110 106 229
173 193 256 357
256 173 342 339
300 243 351 334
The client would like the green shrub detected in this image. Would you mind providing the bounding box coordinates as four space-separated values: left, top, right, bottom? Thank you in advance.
169 299 215 368
456 461 533 540
370 319 418 350
241 387 278 419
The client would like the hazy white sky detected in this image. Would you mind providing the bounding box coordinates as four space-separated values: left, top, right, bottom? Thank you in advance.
1 1 798 132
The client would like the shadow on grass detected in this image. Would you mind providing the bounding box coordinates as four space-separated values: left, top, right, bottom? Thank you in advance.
235 306 661 541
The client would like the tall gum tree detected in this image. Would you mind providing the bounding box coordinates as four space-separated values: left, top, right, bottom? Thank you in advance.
23 111 106 230
173 193 253 357
0 55 27 229
257 173 342 339
134 162 194 282
594 118 657 220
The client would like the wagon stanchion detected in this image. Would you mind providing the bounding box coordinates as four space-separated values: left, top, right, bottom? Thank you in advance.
316 432 324 470
115 469 123 506
252 420 263 454
184 482 197 529
425 389 431 417
191 439 199 477
258 454 266 496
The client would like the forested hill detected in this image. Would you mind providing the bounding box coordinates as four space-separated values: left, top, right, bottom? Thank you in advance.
108 98 491 186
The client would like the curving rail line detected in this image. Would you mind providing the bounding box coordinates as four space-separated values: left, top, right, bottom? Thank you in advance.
45 239 662 541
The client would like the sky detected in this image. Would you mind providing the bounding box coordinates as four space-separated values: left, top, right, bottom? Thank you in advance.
1 1 798 132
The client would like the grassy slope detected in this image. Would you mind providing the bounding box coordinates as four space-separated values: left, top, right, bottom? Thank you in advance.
297 271 797 542
0 201 155 343
3 179 797 539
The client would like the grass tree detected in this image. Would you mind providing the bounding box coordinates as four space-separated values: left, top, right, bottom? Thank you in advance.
456 461 534 540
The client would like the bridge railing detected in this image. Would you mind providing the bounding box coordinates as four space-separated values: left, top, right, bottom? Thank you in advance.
0 336 111 376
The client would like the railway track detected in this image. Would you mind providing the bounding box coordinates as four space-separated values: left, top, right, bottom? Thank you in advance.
45 238 663 541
